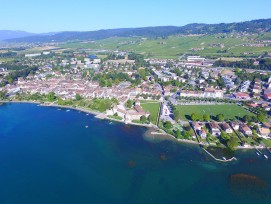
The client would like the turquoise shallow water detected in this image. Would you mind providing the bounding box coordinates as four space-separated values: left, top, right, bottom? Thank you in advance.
0 103 271 204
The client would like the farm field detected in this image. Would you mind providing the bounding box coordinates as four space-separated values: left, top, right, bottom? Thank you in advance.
59 33 271 59
175 104 254 121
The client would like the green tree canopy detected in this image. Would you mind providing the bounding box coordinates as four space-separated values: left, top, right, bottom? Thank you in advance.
257 113 265 122
217 114 224 122
47 92 56 102
126 99 133 108
203 114 211 122
75 93 82 101
243 115 251 123
140 115 147 122
220 131 230 142
164 121 173 129
227 137 239 151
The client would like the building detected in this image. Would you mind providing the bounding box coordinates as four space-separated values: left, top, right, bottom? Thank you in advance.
192 122 204 131
25 53 41 57
198 129 207 139
230 122 240 131
111 101 150 123
179 89 223 99
187 56 205 62
203 88 224 98
209 122 221 136
257 127 270 139
239 124 252 136
239 80 250 92
220 123 233 134
222 76 235 89
234 92 251 100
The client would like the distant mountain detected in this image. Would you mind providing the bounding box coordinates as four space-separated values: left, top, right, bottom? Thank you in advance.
5 18 271 43
0 30 37 41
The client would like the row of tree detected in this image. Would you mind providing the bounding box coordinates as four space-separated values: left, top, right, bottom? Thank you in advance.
214 58 271 70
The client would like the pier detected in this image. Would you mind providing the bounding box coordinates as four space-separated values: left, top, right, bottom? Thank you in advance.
202 148 237 163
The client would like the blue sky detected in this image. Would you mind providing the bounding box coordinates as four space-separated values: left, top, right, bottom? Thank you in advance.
1 0 271 33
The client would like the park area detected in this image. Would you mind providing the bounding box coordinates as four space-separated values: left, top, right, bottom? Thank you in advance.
140 100 161 124
175 104 254 121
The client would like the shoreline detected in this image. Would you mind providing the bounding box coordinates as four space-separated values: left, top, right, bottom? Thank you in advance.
0 100 268 151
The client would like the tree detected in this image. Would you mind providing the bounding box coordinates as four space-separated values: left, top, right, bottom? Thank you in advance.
220 131 230 142
47 92 56 102
0 91 6 99
140 115 147 123
164 121 173 129
183 131 191 139
7 77 13 84
99 79 106 87
126 99 133 108
191 113 197 121
243 115 251 123
107 80 112 87
257 113 265 123
203 114 211 122
75 93 82 101
227 137 239 151
176 129 181 139
217 114 224 122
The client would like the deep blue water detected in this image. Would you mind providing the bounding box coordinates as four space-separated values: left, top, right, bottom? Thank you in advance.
0 103 271 204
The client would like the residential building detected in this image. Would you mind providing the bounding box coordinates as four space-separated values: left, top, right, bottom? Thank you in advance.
221 123 233 134
239 124 252 136
257 127 270 139
209 122 221 136
230 122 240 131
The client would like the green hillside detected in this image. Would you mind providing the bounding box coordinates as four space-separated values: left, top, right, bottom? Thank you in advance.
59 33 271 59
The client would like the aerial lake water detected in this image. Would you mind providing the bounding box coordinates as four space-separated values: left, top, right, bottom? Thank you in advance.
0 103 271 204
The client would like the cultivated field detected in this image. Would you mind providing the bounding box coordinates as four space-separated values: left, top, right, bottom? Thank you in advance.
59 34 271 59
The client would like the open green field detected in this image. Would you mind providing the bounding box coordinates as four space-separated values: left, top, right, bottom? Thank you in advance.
140 101 160 124
59 33 271 59
175 104 254 121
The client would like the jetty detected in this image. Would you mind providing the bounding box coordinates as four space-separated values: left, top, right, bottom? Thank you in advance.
202 148 237 163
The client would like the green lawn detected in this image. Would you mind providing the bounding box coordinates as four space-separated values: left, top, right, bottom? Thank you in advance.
140 100 159 104
175 104 254 121
261 139 271 147
141 101 161 124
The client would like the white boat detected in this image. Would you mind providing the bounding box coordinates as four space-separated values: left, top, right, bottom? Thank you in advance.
264 155 268 159
85 125 89 128
256 152 260 156
66 110 70 112
86 114 89 116
222 157 226 161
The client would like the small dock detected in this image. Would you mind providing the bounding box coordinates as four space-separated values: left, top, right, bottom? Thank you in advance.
202 148 237 163
95 113 106 119
256 147 263 155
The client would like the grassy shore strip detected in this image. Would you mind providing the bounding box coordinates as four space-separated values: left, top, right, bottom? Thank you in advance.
0 100 267 150
0 100 154 128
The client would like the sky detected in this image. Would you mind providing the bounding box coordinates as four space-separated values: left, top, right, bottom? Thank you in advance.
1 0 271 33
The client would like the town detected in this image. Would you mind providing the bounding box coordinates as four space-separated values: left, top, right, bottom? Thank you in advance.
1 46 271 151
